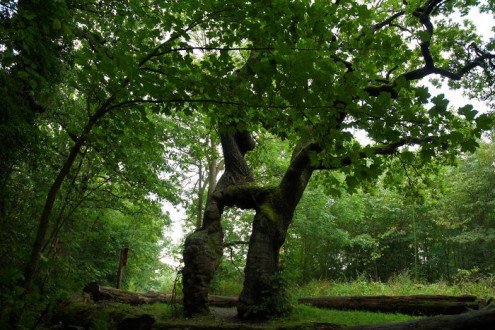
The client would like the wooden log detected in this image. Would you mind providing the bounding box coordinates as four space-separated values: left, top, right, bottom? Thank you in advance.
53 296 495 330
83 282 238 307
306 301 495 329
83 282 174 305
349 301 495 330
83 283 484 316
298 295 479 316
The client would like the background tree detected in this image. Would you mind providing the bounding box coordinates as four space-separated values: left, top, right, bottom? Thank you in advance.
0 0 77 217
282 137 495 286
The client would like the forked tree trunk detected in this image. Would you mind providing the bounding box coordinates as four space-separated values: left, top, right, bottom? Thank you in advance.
237 199 290 318
182 131 255 317
238 143 314 319
182 131 318 319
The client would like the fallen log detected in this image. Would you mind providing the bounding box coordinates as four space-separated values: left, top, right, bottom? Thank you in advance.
83 283 484 316
83 282 238 307
348 300 495 330
307 300 495 330
298 295 480 316
52 296 495 330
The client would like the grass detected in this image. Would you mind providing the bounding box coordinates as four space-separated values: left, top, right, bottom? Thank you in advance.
49 274 495 329
51 299 420 329
157 303 420 329
295 272 495 300
268 304 420 328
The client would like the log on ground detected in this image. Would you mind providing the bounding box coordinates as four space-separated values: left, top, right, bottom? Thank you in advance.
52 296 495 330
83 282 238 307
348 301 495 330
83 283 485 316
298 295 480 316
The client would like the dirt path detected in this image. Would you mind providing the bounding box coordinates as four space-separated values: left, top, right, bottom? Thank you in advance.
210 307 239 322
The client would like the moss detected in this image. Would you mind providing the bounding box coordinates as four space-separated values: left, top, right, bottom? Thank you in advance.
53 300 173 329
51 299 424 329
260 203 282 223
206 234 223 259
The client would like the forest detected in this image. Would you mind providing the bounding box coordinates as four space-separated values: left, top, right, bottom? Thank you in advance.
1 0 495 329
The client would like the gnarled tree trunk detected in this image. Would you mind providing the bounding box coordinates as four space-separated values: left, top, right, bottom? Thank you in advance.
182 131 255 317
182 126 324 319
238 143 315 319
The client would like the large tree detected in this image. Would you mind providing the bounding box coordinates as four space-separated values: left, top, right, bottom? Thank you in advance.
181 0 495 319
3 0 494 324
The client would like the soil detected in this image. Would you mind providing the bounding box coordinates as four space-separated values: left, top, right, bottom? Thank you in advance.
210 307 238 320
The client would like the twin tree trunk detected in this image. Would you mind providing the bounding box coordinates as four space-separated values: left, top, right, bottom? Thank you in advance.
182 131 313 318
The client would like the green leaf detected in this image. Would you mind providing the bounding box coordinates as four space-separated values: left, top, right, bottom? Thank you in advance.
418 31 431 43
429 94 449 116
448 131 464 143
458 104 477 121
475 113 494 130
52 18 62 30
461 139 479 153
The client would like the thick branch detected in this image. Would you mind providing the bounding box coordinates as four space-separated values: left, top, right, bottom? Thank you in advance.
373 11 406 32
220 185 275 210
313 136 431 171
355 11 406 43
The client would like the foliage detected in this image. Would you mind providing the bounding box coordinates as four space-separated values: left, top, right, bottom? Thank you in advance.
296 272 495 300
283 139 495 285
0 0 75 181
1 0 495 324
279 304 419 327
49 299 419 329
0 90 178 326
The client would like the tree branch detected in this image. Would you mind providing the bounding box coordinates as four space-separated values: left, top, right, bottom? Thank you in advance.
223 240 249 247
219 184 275 210
313 136 436 171
365 0 495 97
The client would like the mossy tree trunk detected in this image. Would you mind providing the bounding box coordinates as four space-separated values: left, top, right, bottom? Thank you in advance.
238 143 315 319
182 131 256 317
182 131 317 319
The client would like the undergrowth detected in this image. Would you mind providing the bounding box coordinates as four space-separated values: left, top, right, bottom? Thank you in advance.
271 304 420 327
47 272 495 329
295 272 495 299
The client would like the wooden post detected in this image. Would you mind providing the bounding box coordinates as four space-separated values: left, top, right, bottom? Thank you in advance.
117 247 129 289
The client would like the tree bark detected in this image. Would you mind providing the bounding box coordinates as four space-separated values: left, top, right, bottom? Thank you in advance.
348 302 495 330
237 142 315 319
195 160 205 229
83 282 238 307
298 295 480 316
182 131 255 317
22 117 96 293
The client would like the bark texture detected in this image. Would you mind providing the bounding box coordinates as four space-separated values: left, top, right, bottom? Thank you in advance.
298 295 480 316
237 143 315 319
83 282 238 307
182 131 255 317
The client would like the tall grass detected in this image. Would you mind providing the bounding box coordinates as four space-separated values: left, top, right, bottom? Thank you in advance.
201 270 495 299
295 271 495 299
272 304 420 327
